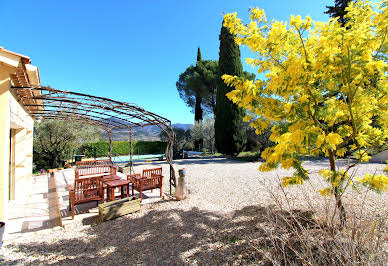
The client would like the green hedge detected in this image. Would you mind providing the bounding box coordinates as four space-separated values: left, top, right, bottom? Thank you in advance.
80 141 167 158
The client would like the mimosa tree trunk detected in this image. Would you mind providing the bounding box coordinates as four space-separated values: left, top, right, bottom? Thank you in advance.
329 150 346 229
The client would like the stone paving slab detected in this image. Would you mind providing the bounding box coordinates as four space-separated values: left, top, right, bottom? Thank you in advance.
5 168 165 238
6 174 61 241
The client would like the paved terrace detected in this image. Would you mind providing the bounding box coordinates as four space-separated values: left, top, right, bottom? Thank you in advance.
6 168 164 239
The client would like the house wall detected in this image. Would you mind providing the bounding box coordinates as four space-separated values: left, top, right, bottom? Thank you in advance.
0 67 34 222
0 68 12 222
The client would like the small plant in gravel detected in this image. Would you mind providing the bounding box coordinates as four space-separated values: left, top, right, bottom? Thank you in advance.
222 0 388 228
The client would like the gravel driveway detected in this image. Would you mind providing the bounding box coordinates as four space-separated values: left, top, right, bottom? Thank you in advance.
2 157 387 265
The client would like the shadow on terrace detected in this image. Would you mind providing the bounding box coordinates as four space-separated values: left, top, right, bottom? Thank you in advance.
5 202 317 265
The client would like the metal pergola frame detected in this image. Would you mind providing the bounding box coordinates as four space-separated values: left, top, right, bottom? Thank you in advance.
12 86 177 193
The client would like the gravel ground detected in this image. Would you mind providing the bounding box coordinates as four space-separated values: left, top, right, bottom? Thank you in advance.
1 157 387 265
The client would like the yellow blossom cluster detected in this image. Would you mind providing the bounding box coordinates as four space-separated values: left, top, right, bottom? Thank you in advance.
223 0 388 195
282 176 304 187
356 174 388 192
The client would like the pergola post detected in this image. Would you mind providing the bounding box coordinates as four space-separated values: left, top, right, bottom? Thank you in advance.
128 127 134 174
107 129 113 163
162 122 176 195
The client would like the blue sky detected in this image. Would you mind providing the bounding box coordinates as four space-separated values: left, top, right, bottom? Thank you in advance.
1 0 331 124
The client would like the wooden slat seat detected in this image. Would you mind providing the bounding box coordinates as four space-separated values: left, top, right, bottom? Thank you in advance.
127 167 163 201
69 159 117 219
68 176 103 219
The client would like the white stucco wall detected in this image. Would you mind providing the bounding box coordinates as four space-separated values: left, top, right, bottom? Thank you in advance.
9 91 34 200
0 70 34 221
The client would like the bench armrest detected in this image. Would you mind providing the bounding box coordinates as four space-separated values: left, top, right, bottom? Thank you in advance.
127 173 141 179
74 169 79 179
110 165 118 175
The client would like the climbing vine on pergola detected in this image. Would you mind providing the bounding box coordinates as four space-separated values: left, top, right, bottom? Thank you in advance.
12 86 177 192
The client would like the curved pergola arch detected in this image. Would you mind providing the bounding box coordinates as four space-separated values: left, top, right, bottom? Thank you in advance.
13 86 177 192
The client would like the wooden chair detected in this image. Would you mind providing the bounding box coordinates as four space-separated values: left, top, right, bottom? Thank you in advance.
127 167 163 201
68 176 103 219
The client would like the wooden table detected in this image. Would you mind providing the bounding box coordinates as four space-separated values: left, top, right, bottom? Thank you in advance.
105 179 130 202
101 175 125 202
103 175 122 183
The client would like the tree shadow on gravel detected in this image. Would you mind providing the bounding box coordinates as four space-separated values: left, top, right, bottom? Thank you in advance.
3 202 323 265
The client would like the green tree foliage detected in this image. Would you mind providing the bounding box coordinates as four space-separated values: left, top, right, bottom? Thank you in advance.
81 141 167 158
197 46 202 62
177 48 255 120
215 19 247 156
177 60 219 119
325 0 353 25
177 65 204 122
159 127 190 150
190 117 216 153
33 120 101 169
195 60 219 116
173 127 186 149
245 122 274 153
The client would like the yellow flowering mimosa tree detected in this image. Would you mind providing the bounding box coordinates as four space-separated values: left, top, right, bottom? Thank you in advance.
222 0 388 226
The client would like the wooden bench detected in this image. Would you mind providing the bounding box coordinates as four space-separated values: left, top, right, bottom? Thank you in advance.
68 176 103 219
75 159 117 179
69 159 117 219
127 167 163 201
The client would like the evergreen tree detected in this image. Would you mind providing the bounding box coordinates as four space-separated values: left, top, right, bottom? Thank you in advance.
215 20 246 156
177 60 219 118
195 47 204 150
325 0 353 25
196 47 202 62
193 47 203 122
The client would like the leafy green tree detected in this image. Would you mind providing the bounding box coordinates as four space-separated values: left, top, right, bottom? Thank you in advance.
197 46 202 62
190 117 216 154
177 65 204 122
34 120 101 169
195 60 219 116
177 61 220 119
245 122 274 153
173 127 186 148
215 19 247 156
177 47 255 121
159 127 190 150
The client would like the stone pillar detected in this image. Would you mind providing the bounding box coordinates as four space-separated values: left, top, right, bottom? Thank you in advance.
175 168 187 200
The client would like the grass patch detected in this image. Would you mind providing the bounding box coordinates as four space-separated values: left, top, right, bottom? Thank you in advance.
221 235 241 243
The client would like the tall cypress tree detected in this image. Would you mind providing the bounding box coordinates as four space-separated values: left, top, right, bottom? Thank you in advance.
195 47 203 150
325 0 352 25
194 47 203 122
196 47 202 62
215 20 246 156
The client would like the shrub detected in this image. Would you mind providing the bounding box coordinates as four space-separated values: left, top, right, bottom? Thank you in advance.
80 141 167 158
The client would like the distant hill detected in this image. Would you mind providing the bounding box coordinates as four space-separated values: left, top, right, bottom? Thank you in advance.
172 123 191 131
101 123 192 141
